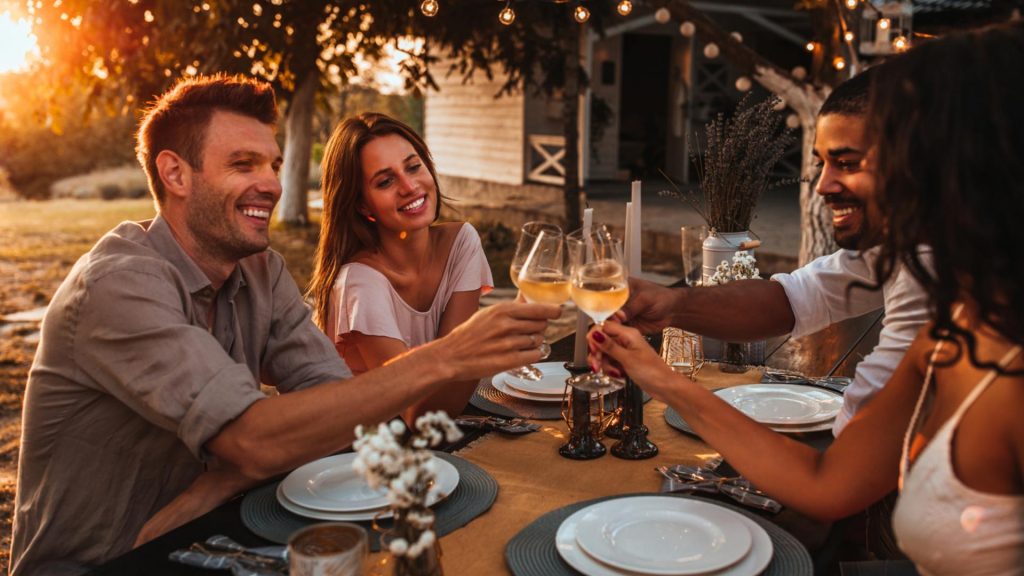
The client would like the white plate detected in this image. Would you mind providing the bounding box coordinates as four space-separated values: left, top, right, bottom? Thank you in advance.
277 483 392 521
280 453 459 513
491 373 565 403
715 384 843 426
502 362 571 396
574 496 752 575
556 497 773 576
769 419 835 434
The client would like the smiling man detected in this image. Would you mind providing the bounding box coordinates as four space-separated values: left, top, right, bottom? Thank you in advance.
9 75 559 575
621 68 928 437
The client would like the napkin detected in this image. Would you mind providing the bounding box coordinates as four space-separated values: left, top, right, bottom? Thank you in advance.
455 416 540 435
169 535 287 576
657 463 782 514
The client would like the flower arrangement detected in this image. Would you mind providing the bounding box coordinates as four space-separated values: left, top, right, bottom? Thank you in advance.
707 250 762 285
661 94 796 233
353 411 463 575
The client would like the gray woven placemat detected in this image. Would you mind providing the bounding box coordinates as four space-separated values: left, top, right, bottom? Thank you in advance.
470 377 649 420
505 493 812 576
240 452 496 551
664 406 834 452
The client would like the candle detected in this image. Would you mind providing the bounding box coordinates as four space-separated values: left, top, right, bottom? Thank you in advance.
573 208 594 366
630 180 642 276
624 202 633 274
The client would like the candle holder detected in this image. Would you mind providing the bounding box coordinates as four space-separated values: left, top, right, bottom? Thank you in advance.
559 362 608 460
661 328 705 380
610 375 659 460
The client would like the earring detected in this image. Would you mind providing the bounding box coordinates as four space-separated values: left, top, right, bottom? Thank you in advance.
365 214 376 222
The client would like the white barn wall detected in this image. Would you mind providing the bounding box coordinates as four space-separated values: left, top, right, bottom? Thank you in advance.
588 34 623 181
424 62 525 186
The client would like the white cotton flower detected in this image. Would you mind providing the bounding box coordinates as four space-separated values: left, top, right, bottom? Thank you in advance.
389 538 409 556
389 419 407 436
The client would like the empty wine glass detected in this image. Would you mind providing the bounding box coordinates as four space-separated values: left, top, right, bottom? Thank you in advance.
508 221 562 379
517 229 569 359
566 226 630 393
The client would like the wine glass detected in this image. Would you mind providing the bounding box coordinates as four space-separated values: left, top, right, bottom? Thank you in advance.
516 229 569 359
566 226 630 392
508 222 562 379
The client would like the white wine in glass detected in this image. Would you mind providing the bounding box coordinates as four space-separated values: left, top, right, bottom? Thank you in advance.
517 229 568 359
508 221 562 379
566 227 629 393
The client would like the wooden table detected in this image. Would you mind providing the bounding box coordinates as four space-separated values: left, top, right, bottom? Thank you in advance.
91 343 830 575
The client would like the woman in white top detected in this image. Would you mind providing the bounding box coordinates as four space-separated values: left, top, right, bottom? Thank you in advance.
308 113 493 425
588 22 1024 575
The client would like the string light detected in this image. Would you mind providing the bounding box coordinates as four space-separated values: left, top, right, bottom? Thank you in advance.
832 56 847 70
805 41 816 52
730 31 743 43
499 2 515 25
844 31 855 42
616 0 632 16
703 42 720 59
845 0 858 8
735 76 752 92
574 4 589 23
420 0 438 17
654 7 671 24
679 21 695 37
892 35 909 51
878 18 891 30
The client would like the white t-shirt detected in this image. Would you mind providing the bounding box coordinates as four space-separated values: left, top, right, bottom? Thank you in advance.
771 247 929 435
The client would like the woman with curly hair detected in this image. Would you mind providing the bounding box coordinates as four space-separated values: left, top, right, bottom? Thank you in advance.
589 22 1024 574
307 113 492 425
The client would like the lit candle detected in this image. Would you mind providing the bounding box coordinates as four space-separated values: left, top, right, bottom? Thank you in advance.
572 208 594 366
630 180 642 276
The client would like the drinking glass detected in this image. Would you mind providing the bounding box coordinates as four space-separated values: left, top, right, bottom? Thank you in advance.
288 522 367 576
680 224 708 286
509 222 563 378
517 229 569 359
566 226 630 393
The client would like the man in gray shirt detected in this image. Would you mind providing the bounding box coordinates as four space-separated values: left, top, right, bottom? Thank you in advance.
9 75 558 575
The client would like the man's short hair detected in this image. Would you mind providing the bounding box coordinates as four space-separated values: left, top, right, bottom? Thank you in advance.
819 66 876 117
135 74 278 205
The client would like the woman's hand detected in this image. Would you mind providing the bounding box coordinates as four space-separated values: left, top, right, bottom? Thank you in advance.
587 318 676 400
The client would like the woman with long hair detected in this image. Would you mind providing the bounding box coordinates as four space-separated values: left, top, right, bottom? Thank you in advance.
589 22 1024 574
308 113 492 424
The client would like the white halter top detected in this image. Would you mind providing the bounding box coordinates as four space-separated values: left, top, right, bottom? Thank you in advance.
892 337 1024 576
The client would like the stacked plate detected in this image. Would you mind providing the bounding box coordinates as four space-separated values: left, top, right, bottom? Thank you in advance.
276 453 460 521
556 495 773 575
715 384 843 433
491 362 571 403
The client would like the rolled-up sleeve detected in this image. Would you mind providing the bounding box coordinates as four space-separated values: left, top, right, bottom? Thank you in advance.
771 248 885 339
73 268 265 460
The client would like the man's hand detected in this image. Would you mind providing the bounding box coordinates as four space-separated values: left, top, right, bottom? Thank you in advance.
430 301 561 381
134 465 256 548
619 278 683 335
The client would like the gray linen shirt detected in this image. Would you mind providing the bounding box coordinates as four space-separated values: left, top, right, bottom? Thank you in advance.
10 215 351 575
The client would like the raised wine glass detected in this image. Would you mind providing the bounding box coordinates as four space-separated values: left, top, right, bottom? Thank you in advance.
566 226 630 393
516 229 569 359
508 222 563 379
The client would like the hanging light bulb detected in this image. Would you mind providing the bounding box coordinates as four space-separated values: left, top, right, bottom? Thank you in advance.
878 18 891 30
616 0 632 16
845 0 858 8
730 31 743 43
574 4 590 23
420 0 438 17
844 30 855 42
498 3 516 25
703 42 720 59
833 56 847 70
654 7 671 23
735 76 752 92
679 21 695 37
892 35 909 51
805 41 816 52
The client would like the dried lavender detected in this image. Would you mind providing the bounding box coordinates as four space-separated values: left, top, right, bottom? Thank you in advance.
666 94 796 233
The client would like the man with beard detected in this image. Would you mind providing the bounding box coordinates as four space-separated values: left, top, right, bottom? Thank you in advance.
621 70 928 437
9 75 558 575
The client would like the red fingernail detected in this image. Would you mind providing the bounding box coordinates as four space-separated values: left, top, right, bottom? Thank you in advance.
593 331 606 344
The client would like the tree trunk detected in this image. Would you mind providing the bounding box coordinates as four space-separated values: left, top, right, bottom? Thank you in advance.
278 72 317 226
753 68 835 266
562 25 582 230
